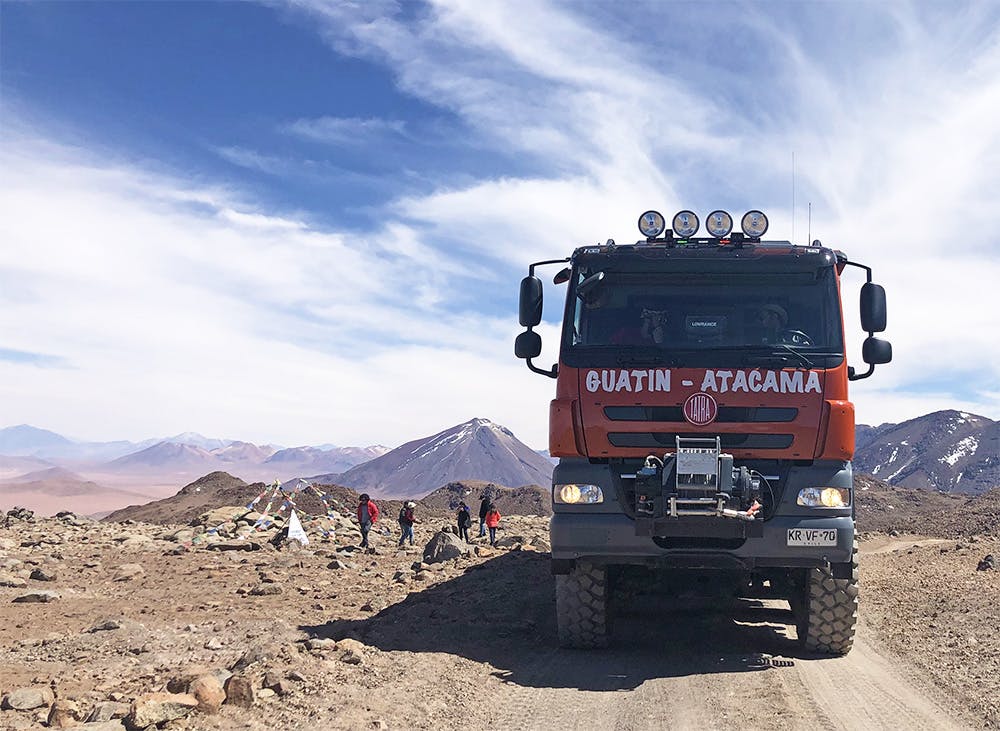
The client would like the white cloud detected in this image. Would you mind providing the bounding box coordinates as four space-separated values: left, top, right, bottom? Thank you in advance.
0 134 558 446
290 0 1000 422
284 116 407 144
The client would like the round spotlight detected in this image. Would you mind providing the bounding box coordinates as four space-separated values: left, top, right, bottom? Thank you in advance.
706 210 733 238
672 210 700 238
638 210 666 238
741 210 769 238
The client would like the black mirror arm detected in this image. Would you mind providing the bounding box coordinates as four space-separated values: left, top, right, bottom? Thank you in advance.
843 258 879 381
529 257 570 276
526 358 558 378
848 364 875 381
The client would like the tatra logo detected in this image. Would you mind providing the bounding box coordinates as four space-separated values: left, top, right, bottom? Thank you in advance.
584 368 821 394
684 392 718 426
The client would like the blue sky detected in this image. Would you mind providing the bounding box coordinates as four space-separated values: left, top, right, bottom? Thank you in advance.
1 0 997 448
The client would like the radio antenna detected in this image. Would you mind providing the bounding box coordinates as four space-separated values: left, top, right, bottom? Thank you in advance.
808 202 812 245
791 152 796 244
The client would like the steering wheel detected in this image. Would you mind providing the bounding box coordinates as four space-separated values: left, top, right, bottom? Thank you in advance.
780 329 813 346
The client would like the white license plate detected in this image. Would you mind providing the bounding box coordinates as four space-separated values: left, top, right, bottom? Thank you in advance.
787 528 837 547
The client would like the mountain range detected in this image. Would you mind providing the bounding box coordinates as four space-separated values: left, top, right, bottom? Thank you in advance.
1 409 996 517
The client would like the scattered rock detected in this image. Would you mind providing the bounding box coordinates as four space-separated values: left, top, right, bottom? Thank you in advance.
249 584 282 596
978 554 996 571
112 563 145 581
88 618 124 633
224 675 255 708
12 590 60 603
2 685 54 710
86 700 130 722
46 698 81 728
189 674 226 714
126 692 198 728
29 567 56 581
422 531 471 564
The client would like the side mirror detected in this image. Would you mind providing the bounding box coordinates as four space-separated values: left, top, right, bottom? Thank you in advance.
519 276 543 327
860 282 887 333
514 330 542 360
553 267 571 285
862 336 892 365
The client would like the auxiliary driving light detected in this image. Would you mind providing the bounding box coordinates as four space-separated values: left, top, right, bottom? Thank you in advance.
796 487 851 508
638 210 666 238
672 210 700 238
741 210 769 238
555 483 604 504
706 210 733 238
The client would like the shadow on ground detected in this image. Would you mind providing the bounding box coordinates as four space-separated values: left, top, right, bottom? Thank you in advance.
302 551 818 691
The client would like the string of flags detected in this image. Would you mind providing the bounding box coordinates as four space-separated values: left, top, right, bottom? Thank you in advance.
205 479 345 539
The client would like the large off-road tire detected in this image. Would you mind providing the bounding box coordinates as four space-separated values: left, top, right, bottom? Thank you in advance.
555 561 609 648
797 543 859 655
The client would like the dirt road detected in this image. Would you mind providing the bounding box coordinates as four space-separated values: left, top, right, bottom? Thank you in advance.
309 539 973 731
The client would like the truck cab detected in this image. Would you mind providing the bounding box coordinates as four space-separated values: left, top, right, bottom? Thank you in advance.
516 209 891 653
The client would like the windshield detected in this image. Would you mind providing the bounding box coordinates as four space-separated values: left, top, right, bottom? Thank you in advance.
567 268 843 354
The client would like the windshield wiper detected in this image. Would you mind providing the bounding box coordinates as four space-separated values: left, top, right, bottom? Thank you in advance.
768 345 814 369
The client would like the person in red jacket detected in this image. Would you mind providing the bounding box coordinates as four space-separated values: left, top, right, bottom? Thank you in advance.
356 493 379 549
484 503 501 547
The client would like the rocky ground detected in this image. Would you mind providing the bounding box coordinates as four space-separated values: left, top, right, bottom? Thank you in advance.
0 487 997 730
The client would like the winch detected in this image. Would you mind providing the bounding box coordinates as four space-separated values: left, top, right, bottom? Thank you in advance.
634 436 762 521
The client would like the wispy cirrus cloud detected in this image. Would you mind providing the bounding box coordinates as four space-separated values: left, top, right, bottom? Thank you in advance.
281 0 999 428
284 115 408 145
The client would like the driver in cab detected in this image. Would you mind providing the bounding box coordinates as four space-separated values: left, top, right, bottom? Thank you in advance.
757 304 811 346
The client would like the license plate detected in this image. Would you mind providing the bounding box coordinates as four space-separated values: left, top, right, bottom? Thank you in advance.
787 528 837 547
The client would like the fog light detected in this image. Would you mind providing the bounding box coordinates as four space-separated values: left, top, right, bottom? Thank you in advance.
797 487 850 507
555 484 604 504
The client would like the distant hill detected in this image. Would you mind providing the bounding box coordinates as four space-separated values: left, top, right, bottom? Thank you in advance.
854 473 999 536
419 480 552 516
105 441 221 472
855 410 998 494
310 418 554 499
0 424 73 456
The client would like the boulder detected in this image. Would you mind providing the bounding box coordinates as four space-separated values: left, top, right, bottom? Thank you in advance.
422 531 470 564
12 590 60 603
189 674 225 714
224 675 255 708
126 692 198 728
47 699 81 728
2 685 54 710
112 563 145 582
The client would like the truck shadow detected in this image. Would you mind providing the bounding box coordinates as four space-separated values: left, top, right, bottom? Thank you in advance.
301 551 825 691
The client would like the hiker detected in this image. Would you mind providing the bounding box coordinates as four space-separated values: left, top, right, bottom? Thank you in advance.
478 493 491 537
456 502 472 543
398 501 417 547
484 502 501 547
356 493 379 549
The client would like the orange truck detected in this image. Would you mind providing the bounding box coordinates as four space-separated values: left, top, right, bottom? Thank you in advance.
515 209 891 653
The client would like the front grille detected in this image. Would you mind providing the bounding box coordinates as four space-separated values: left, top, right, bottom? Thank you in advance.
604 406 798 423
607 432 793 449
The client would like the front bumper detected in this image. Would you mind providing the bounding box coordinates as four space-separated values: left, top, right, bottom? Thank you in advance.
550 512 855 569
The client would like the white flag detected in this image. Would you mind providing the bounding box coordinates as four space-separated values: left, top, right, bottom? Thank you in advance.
287 509 309 545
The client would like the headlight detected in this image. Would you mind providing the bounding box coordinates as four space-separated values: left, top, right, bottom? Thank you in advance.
554 484 604 504
796 487 851 508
